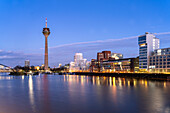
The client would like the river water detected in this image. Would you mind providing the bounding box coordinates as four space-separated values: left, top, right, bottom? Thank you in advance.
0 74 169 113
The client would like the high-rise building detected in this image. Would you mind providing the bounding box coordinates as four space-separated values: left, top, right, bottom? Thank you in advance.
25 60 30 67
138 32 160 71
42 18 50 71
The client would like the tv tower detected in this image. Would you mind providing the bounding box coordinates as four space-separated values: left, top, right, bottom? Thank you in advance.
42 18 50 71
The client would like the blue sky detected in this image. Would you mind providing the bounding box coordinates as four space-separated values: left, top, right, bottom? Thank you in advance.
0 0 170 67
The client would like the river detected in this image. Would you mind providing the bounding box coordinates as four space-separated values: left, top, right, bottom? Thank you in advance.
0 74 169 113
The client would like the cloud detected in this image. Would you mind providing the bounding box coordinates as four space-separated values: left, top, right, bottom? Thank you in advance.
154 32 170 35
48 32 170 49
0 50 43 67
49 36 138 49
1 32 170 67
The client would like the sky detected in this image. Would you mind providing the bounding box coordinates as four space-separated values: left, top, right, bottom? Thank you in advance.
0 0 170 67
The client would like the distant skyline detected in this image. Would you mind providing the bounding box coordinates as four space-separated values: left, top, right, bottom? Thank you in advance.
0 0 170 67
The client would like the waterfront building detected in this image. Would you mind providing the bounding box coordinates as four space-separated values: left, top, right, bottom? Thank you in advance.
90 57 139 73
149 47 170 73
90 59 99 72
69 53 89 72
102 57 139 72
138 32 160 71
42 18 50 71
74 53 83 66
25 60 30 67
90 50 138 72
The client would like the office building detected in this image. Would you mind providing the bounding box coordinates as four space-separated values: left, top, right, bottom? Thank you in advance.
149 47 170 73
102 57 139 72
90 50 138 72
90 57 139 72
138 32 160 71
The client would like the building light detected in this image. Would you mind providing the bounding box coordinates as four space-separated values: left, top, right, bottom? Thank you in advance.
140 43 146 47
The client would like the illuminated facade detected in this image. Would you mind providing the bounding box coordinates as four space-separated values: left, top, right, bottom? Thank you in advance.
90 50 138 72
149 47 170 73
91 57 139 72
138 32 160 71
69 53 89 72
102 57 139 72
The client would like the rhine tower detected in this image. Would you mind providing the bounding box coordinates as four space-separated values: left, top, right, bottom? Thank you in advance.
42 18 50 71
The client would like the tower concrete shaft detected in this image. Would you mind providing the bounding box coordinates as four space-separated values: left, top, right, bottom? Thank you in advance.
45 36 48 70
42 18 50 71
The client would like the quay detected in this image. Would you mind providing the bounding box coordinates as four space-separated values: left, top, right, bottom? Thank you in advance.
61 72 170 80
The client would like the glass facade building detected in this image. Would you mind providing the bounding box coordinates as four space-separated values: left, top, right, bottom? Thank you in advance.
138 32 160 71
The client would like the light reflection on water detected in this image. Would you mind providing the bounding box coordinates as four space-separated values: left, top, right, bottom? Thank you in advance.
0 74 169 113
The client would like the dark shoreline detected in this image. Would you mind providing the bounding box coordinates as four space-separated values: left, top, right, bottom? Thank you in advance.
62 72 170 80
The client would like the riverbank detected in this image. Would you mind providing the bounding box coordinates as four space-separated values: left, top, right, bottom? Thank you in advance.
9 72 40 76
62 72 170 80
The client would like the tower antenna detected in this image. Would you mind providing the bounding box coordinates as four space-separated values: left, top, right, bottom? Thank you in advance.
46 17 47 28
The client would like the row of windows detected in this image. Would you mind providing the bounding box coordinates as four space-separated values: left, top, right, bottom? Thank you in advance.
138 41 146 44
150 62 170 65
154 52 170 56
139 66 147 68
139 60 147 62
139 63 147 65
150 55 170 59
154 66 170 68
140 46 147 49
138 36 146 42
150 59 170 62
155 48 170 52
139 57 147 59
139 49 147 52
140 52 147 54
140 55 147 58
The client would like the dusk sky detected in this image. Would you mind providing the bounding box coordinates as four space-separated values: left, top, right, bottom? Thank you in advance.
0 0 170 67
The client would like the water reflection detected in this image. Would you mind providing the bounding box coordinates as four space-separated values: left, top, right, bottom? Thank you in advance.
28 75 35 112
63 75 170 112
63 75 170 89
